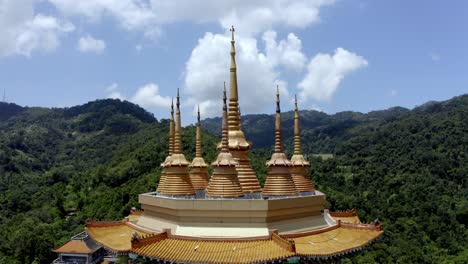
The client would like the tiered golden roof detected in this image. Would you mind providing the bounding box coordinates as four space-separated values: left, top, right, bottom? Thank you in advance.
158 89 195 195
263 87 297 196
85 213 383 263
156 98 175 193
290 95 315 192
206 86 243 197
189 106 209 190
226 26 262 194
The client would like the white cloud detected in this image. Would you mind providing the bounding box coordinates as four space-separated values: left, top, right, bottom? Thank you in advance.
0 0 75 57
430 52 440 62
49 0 334 38
184 31 299 118
131 83 171 108
106 83 119 92
298 47 368 102
77 35 106 54
108 91 125 100
263 31 307 72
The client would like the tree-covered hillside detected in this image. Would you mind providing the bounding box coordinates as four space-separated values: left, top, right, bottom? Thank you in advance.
0 95 467 263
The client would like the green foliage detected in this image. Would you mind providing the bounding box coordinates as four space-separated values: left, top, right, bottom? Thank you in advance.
1 95 467 263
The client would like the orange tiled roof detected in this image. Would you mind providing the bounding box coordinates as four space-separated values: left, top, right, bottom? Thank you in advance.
132 234 295 264
291 226 382 257
86 221 152 252
53 240 94 254
86 214 383 263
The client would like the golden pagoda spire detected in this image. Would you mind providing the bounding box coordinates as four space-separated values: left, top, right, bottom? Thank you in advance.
156 99 175 193
196 105 202 157
290 94 314 192
263 86 297 196
294 95 301 155
223 26 261 193
189 105 209 190
169 98 175 156
173 88 182 154
158 88 195 195
206 84 243 198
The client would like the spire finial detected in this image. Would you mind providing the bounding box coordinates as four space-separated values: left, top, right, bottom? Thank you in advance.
221 84 229 153
197 104 200 125
230 26 235 41
195 104 202 158
294 94 302 155
174 89 182 154
169 97 175 156
276 85 280 113
274 86 282 153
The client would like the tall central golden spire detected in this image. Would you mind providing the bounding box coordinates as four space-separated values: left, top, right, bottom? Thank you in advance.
290 95 314 192
189 105 209 190
263 86 297 196
225 26 262 193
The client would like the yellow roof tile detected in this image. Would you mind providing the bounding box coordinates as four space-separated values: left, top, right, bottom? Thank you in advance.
86 223 150 252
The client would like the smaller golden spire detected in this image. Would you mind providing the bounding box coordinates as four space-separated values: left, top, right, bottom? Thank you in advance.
159 89 194 195
290 94 314 192
195 105 202 157
206 84 243 198
263 86 297 196
274 85 282 153
169 97 175 156
166 88 189 166
190 104 209 190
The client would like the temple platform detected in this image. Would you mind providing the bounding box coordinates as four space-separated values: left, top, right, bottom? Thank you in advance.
136 191 330 238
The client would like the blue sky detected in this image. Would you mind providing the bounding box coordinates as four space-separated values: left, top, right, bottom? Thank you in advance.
0 0 467 123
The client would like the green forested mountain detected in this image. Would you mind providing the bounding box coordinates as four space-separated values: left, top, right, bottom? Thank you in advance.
0 95 467 263
201 105 410 153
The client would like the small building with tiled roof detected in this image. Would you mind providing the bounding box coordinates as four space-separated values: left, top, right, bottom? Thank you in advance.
52 232 105 264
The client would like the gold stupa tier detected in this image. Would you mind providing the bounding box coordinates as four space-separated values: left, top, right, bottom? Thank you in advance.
263 166 297 196
290 165 314 192
189 166 209 190
158 165 194 195
231 150 262 193
206 165 244 197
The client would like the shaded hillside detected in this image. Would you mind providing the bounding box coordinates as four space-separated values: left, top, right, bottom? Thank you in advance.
0 102 25 121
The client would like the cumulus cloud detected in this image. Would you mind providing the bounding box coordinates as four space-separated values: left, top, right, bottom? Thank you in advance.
49 0 334 38
0 0 74 57
77 35 106 54
131 83 172 108
298 48 368 102
184 31 299 118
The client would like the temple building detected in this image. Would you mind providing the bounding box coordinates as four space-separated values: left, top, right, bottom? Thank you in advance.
53 27 383 264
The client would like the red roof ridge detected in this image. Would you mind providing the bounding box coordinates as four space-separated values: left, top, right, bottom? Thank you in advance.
328 208 357 217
